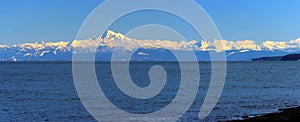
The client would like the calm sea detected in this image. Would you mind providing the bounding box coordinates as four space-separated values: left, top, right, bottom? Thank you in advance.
1 62 300 121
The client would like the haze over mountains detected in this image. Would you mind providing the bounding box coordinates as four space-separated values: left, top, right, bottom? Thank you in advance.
0 30 300 61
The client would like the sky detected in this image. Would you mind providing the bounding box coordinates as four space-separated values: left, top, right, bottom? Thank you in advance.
0 0 300 45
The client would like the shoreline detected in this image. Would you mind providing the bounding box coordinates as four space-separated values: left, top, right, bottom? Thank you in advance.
228 106 300 121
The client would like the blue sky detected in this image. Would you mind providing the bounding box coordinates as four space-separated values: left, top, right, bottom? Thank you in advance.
0 0 299 45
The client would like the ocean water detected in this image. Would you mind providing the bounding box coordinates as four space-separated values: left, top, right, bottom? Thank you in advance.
0 62 300 121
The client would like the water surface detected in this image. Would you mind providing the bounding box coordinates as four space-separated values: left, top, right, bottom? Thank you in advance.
0 62 299 121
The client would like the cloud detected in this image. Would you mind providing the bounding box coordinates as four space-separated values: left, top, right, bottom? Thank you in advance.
288 38 300 48
45 41 70 49
71 40 99 49
200 40 261 52
262 41 288 50
17 42 46 50
136 40 192 50
261 38 300 51
213 40 234 51
235 40 261 50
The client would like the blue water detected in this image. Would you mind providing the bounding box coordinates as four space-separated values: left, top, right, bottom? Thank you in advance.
0 62 300 121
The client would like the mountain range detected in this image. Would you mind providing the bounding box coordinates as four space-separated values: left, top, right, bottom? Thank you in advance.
0 30 300 61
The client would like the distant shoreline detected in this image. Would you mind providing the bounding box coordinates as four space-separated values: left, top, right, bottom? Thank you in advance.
252 54 300 61
229 106 300 121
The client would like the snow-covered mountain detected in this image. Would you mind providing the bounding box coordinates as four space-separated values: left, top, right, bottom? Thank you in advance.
0 30 300 61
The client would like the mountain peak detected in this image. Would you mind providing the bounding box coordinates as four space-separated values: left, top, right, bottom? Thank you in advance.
101 30 131 40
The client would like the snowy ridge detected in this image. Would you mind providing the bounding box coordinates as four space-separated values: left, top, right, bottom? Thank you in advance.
0 30 300 61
